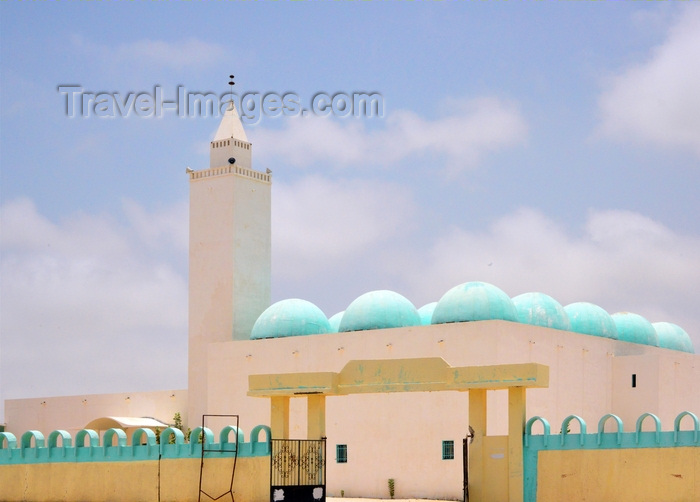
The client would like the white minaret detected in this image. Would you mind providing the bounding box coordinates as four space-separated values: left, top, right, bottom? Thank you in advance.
209 102 252 170
187 100 271 425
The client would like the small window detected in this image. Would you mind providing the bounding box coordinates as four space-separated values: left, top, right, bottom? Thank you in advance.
442 440 454 460
336 444 347 463
632 374 637 388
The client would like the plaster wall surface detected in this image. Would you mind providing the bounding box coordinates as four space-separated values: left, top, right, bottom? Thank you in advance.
202 320 700 499
536 447 700 502
0 456 268 502
4 389 187 437
611 350 699 430
657 350 699 426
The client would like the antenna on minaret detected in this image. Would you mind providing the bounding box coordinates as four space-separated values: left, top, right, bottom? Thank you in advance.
228 75 235 104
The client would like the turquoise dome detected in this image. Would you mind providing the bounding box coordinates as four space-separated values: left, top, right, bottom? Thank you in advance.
611 312 658 346
251 299 332 339
653 322 694 353
338 290 421 332
417 302 438 326
564 302 618 339
512 292 571 331
328 311 344 333
432 281 518 324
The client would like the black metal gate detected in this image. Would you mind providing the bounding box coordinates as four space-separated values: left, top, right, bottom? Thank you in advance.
270 439 326 502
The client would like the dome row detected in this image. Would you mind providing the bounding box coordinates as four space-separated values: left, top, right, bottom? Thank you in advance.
250 281 694 353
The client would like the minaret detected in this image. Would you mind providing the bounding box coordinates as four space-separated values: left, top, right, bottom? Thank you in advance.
187 98 271 424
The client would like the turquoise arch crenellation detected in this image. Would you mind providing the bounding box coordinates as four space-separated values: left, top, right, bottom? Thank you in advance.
103 428 128 457
596 413 624 445
20 431 45 458
523 411 700 502
220 425 244 446
674 411 699 443
0 425 272 465
635 412 662 444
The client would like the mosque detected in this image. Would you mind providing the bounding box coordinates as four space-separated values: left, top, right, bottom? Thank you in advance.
2 101 699 502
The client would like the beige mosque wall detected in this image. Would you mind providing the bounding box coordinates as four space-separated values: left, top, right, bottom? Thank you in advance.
611 350 700 430
657 350 700 421
206 320 684 433
198 320 698 499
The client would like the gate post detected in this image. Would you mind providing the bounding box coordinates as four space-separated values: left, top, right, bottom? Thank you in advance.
271 396 290 439
508 387 526 502
468 389 487 502
307 395 326 440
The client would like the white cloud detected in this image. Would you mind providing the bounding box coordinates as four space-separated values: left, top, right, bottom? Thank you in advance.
396 208 700 349
0 198 189 401
598 6 700 157
122 199 189 253
3 191 699 416
272 176 415 281
270 175 700 354
252 97 527 174
70 35 226 71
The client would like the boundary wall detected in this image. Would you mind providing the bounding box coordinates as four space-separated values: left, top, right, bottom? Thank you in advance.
524 411 700 502
0 425 271 502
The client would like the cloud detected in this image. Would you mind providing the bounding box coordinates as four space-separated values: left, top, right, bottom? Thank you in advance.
395 207 700 348
252 97 527 174
272 176 415 282
70 35 226 71
269 175 700 354
598 6 700 157
3 191 699 417
0 198 189 401
122 199 189 254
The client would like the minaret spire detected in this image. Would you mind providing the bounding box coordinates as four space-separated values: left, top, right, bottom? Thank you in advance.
210 74 250 168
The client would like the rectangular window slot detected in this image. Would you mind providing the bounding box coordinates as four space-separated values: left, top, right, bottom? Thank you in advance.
336 444 347 463
632 374 637 388
442 440 454 460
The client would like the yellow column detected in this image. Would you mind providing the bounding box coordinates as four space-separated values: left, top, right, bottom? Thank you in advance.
508 387 526 502
307 395 326 439
468 389 487 502
271 396 290 439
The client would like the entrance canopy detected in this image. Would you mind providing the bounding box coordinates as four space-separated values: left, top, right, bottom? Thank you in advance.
248 357 549 397
248 357 549 502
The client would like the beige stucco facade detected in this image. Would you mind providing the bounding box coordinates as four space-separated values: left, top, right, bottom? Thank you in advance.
200 320 698 499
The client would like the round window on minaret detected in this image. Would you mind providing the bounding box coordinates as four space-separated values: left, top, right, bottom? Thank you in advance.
228 157 236 165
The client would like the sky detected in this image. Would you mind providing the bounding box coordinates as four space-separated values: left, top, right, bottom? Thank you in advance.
1 2 699 423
